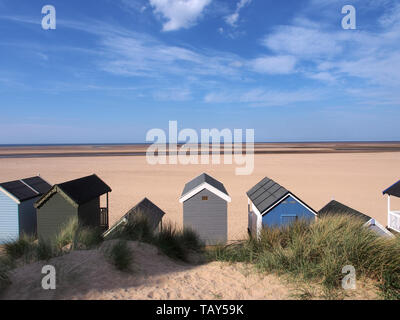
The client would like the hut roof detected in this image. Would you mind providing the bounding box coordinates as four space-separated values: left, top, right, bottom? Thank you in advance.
180 173 230 202
36 174 111 208
318 200 371 222
383 180 400 197
0 176 51 202
104 198 165 237
247 177 289 214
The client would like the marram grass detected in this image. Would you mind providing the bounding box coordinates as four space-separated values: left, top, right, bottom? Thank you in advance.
208 215 400 299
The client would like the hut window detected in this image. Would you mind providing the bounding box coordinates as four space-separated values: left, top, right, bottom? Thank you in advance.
202 196 208 201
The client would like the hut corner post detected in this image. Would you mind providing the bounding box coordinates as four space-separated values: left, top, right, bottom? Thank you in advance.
387 195 391 228
106 192 109 230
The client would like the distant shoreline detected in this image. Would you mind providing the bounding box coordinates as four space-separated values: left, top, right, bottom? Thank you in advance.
1 141 400 147
1 142 400 159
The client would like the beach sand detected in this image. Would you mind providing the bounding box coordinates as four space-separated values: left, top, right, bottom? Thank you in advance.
0 149 399 240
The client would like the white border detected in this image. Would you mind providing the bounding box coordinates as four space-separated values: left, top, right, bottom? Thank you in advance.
179 182 231 203
259 192 317 217
0 186 21 204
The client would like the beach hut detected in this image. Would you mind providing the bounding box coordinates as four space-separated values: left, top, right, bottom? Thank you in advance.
319 200 393 238
0 176 52 243
383 180 400 233
179 173 231 245
104 198 166 238
247 177 317 236
35 174 111 240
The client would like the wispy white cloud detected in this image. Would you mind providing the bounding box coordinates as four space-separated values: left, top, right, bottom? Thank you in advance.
249 55 297 75
204 87 323 107
149 0 212 31
260 1 400 87
225 0 251 27
153 88 192 101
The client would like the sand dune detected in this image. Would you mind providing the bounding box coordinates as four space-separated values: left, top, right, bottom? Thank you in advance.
0 241 378 300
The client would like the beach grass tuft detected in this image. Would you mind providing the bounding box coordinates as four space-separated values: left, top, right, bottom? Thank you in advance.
106 215 204 262
105 240 132 272
208 215 400 298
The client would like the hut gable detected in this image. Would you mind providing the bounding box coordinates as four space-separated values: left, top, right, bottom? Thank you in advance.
179 173 231 203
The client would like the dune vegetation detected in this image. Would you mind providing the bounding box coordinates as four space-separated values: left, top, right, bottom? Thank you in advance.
105 213 204 262
0 214 205 294
207 215 400 299
1 214 398 299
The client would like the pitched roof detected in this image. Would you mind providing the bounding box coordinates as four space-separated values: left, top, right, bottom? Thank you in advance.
181 173 228 197
383 180 400 197
318 200 371 222
125 197 165 225
36 174 111 208
179 173 231 202
247 177 289 214
104 198 165 237
0 176 52 202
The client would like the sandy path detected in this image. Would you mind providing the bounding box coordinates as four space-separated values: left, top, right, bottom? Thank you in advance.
0 241 378 300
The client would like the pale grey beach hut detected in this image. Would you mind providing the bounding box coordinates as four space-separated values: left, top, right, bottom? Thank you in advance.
179 173 231 245
0 176 52 243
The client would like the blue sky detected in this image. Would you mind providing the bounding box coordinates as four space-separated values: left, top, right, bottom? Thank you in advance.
0 0 399 143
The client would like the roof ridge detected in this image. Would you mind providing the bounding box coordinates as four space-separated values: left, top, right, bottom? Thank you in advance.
20 178 40 195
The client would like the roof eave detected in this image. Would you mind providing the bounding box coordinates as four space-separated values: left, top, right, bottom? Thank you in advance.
179 182 231 203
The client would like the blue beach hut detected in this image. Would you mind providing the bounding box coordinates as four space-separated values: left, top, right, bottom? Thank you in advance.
247 177 317 236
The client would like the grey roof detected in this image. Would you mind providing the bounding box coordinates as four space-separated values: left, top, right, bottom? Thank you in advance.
181 173 229 198
104 198 166 237
318 200 371 223
247 177 290 214
0 176 52 202
383 180 400 197
124 197 165 229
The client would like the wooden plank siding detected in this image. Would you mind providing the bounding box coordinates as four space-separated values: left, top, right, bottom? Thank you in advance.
183 189 227 245
37 193 77 241
78 197 100 227
0 191 18 244
18 197 40 237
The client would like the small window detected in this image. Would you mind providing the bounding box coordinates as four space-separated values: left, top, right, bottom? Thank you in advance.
202 196 208 201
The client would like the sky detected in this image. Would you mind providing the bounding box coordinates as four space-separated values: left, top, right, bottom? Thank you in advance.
0 0 399 143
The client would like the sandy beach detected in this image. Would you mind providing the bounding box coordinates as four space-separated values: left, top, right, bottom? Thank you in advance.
0 143 399 241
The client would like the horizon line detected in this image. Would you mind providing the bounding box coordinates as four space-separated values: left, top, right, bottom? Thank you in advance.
1 140 400 147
